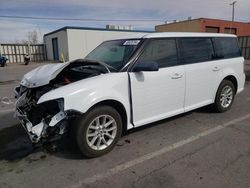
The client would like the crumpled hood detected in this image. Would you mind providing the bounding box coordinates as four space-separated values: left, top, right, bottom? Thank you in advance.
21 62 71 88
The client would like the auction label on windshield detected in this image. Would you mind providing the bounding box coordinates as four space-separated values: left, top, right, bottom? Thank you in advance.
123 40 141 45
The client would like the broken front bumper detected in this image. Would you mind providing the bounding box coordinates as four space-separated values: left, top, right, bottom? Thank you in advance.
15 88 67 143
15 107 66 143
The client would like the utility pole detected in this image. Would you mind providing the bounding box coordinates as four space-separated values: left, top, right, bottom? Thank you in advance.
229 1 237 34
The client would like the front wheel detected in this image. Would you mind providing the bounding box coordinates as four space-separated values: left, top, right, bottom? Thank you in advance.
75 106 122 158
212 80 236 113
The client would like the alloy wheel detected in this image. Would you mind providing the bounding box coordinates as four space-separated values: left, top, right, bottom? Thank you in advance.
220 85 233 108
86 115 117 150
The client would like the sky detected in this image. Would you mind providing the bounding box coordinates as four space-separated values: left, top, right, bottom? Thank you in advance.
0 0 250 43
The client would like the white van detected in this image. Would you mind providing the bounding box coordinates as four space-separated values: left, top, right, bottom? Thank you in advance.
15 32 245 157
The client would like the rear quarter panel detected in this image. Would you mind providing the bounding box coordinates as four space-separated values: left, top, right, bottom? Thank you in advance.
221 57 245 93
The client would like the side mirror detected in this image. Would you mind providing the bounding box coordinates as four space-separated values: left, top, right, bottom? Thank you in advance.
133 61 159 72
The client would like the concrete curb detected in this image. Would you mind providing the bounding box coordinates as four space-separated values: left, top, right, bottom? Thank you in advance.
0 109 19 131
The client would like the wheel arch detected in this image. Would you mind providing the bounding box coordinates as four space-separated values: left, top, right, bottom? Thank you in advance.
222 75 238 92
88 99 128 134
213 75 238 103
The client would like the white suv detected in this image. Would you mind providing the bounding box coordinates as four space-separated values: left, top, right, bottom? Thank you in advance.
15 32 245 157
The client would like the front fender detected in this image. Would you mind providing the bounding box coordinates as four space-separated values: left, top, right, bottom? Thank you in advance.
37 72 131 124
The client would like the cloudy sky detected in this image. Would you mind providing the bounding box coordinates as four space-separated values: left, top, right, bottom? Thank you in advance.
0 0 250 42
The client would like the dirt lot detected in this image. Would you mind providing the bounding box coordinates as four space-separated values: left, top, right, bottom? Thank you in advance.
0 61 250 188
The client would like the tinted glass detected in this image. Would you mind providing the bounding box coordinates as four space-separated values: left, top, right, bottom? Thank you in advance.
179 38 214 64
85 39 141 70
138 39 178 68
212 37 241 58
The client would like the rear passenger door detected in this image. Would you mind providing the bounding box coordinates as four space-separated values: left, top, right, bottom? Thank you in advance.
130 39 185 127
178 38 223 111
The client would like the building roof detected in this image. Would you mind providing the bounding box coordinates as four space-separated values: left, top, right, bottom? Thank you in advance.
44 26 153 37
156 17 250 27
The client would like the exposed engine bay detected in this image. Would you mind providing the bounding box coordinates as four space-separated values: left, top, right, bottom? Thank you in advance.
15 59 112 144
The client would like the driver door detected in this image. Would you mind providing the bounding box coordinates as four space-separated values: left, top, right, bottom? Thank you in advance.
129 39 185 127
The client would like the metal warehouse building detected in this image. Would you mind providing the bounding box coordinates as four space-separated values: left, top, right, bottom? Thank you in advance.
44 26 150 61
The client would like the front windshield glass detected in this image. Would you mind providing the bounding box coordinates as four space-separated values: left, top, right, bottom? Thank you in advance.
85 39 141 71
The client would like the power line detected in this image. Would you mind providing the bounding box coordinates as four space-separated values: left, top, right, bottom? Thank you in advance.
0 15 165 22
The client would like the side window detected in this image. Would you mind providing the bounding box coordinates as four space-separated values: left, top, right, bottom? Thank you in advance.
138 39 178 68
212 37 241 58
179 38 214 64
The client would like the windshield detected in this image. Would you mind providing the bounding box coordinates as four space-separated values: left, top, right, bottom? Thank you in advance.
85 39 141 71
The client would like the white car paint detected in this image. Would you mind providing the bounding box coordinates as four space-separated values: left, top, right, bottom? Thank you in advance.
143 32 236 38
130 66 185 127
184 60 223 112
21 62 70 88
17 32 245 136
37 72 134 130
221 57 245 94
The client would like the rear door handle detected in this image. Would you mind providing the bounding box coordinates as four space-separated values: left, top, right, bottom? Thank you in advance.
171 73 183 79
212 66 220 72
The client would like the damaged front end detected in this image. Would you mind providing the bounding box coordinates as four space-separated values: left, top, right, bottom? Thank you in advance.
14 59 109 144
15 87 68 143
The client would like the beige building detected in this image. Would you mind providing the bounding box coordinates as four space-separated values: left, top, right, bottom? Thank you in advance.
44 26 150 61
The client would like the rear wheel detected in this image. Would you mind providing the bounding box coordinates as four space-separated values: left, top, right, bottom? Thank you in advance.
212 80 235 113
75 106 122 158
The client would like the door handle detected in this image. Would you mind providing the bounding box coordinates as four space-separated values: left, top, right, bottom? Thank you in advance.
171 73 183 79
212 66 220 72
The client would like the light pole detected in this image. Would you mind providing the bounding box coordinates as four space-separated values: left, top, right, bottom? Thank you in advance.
229 1 237 34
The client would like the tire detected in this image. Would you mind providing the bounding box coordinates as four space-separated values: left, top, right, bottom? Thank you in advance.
1 61 5 67
75 106 122 158
212 80 236 113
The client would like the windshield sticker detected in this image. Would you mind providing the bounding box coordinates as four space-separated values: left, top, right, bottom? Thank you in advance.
123 40 141 45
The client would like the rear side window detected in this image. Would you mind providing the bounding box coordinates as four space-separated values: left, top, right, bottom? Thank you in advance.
212 37 241 58
179 38 214 64
138 39 178 68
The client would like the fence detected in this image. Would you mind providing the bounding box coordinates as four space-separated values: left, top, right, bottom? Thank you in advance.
238 36 250 60
0 44 46 63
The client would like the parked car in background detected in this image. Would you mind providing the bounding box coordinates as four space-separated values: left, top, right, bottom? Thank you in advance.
14 32 245 157
0 54 8 67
